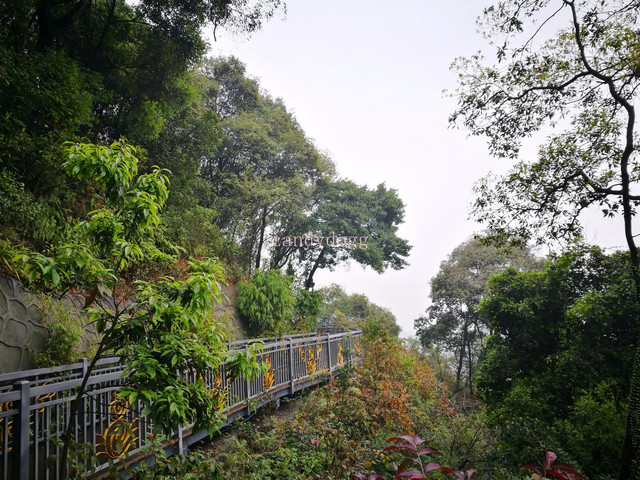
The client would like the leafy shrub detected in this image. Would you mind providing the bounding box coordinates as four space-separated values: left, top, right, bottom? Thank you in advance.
0 170 69 247
355 435 583 480
293 289 323 331
33 295 85 367
236 269 296 335
355 434 453 480
193 322 497 479
34 319 82 367
0 236 27 277
557 383 626 479
94 433 223 480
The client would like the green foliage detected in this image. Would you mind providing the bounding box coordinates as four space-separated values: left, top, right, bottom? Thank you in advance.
191 322 497 480
200 56 335 274
0 238 25 278
46 438 98 479
559 383 626 477
0 46 96 190
477 245 634 478
0 0 283 270
452 5 640 470
450 2 640 247
226 342 269 382
14 141 264 477
317 284 401 336
274 179 411 289
113 433 221 480
16 141 171 290
0 2 409 289
33 298 83 368
0 170 71 247
293 289 322 331
236 269 296 336
415 237 539 393
116 258 239 435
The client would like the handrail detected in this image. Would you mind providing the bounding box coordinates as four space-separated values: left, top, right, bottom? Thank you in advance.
0 329 363 480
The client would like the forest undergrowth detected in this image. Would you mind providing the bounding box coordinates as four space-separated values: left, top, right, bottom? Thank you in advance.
133 320 504 480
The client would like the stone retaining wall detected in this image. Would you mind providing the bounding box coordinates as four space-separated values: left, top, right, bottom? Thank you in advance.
0 276 245 373
0 276 47 372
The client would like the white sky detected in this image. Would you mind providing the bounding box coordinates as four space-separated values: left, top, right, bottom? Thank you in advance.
207 0 627 336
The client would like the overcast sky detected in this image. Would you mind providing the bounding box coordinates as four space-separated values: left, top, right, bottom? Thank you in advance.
207 0 627 336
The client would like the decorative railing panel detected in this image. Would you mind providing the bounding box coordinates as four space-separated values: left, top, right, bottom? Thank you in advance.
0 329 362 480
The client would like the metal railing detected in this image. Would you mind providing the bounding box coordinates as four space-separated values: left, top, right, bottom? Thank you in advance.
0 330 362 480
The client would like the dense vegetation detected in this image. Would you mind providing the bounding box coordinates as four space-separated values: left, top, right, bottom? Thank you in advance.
415 238 540 394
0 0 412 282
478 246 634 477
0 1 410 477
128 321 496 480
207 323 487 480
409 1 640 476
417 242 634 479
2 0 640 479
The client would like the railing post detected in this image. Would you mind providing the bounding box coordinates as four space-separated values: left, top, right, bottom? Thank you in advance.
326 333 332 374
177 425 185 455
13 381 30 480
78 357 88 445
175 368 185 454
246 361 252 413
349 335 354 364
288 337 294 394
81 357 88 377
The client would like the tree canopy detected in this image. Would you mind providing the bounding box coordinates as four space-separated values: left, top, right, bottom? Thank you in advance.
317 283 401 336
478 245 636 477
450 1 640 474
269 179 411 289
415 237 539 393
451 1 640 257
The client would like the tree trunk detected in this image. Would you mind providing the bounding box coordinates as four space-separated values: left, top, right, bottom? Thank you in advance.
270 244 293 270
456 324 468 391
618 126 640 480
59 331 109 478
466 336 474 395
304 246 326 290
254 207 268 270
610 46 640 479
455 345 464 391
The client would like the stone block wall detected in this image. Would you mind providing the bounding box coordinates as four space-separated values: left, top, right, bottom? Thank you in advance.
212 284 245 341
0 276 47 372
0 275 246 373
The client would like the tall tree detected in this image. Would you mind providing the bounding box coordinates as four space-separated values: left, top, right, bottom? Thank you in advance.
270 179 411 289
198 57 334 273
1 0 284 149
2 0 283 53
415 237 539 393
0 1 284 250
316 283 401 336
450 2 640 474
477 245 635 477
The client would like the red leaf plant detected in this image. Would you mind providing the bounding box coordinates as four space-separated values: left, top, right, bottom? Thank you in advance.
522 451 584 480
354 435 454 480
451 469 477 480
